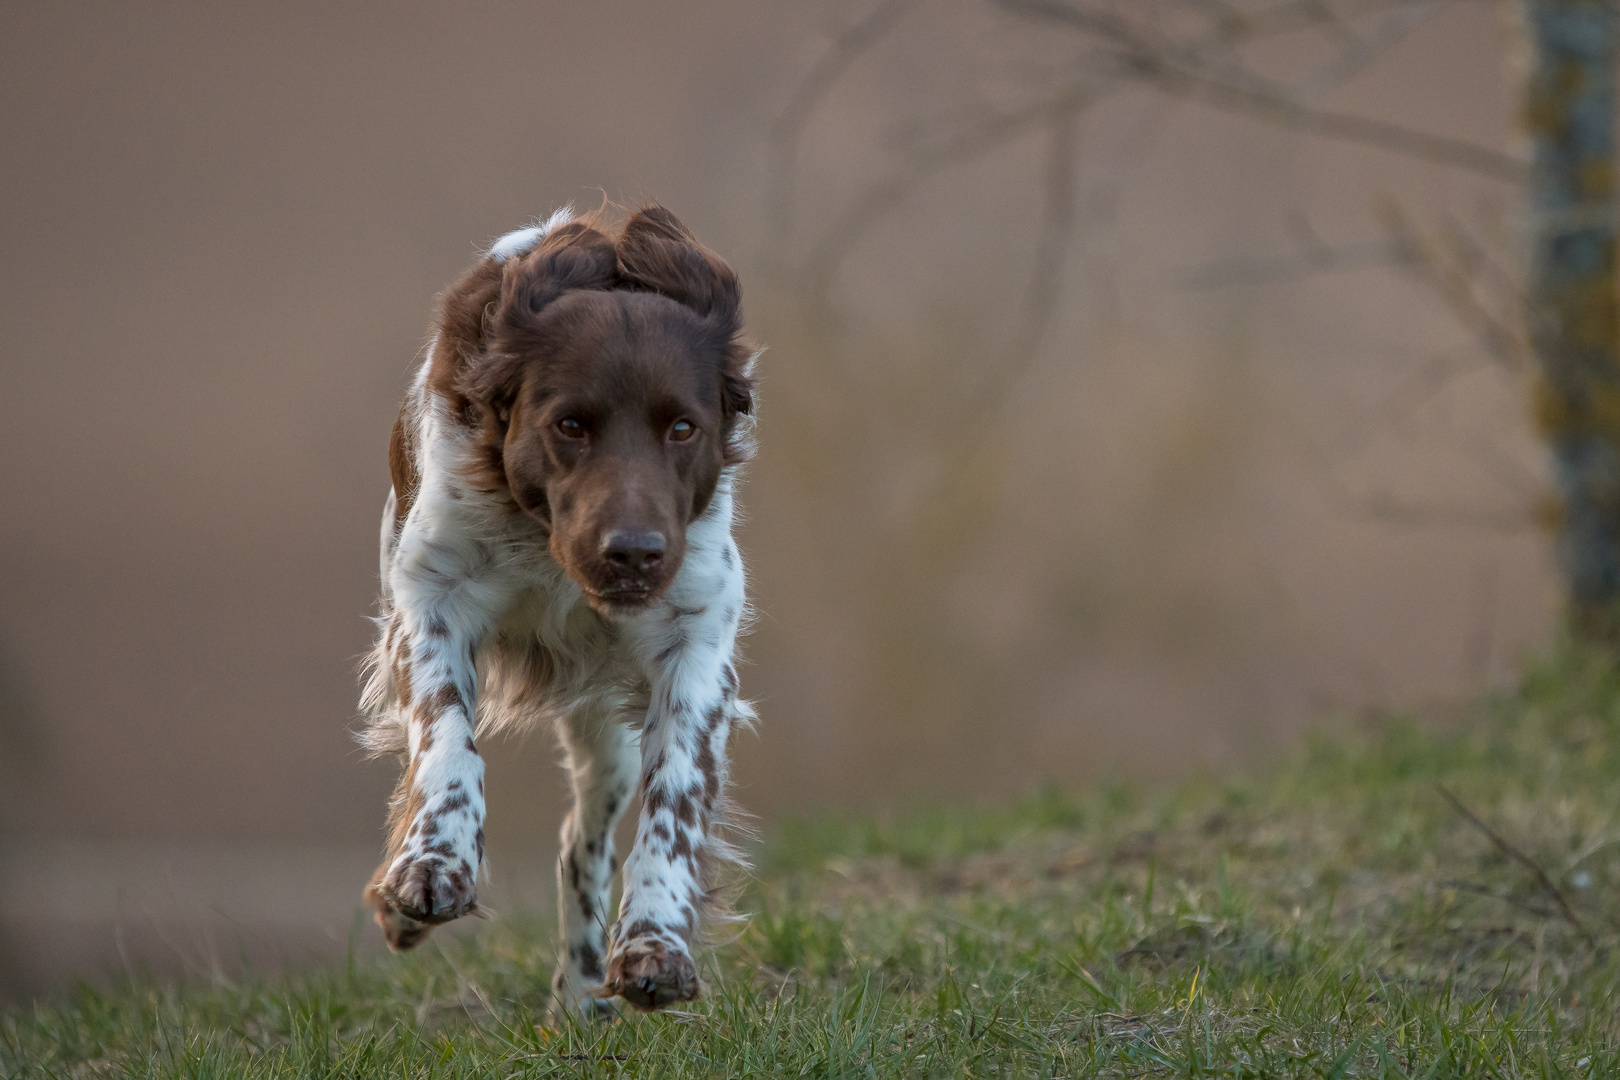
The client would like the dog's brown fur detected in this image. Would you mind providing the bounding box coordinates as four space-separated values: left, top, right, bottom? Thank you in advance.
362 207 759 1016
390 208 753 614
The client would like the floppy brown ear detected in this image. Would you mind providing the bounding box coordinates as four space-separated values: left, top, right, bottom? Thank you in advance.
496 222 618 327
618 206 753 428
616 205 741 327
459 222 619 418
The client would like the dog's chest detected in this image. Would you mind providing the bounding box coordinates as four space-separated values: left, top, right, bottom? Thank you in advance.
489 554 635 675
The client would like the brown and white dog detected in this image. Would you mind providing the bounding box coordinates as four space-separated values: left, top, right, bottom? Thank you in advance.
359 206 756 1016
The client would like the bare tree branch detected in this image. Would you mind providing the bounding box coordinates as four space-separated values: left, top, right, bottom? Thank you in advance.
989 0 1526 180
1133 52 1522 179
769 0 1536 562
780 0 1516 304
1379 200 1533 368
770 0 924 148
1182 0 1470 50
766 0 925 260
1437 785 1597 948
1182 198 1531 372
800 82 1106 301
1294 0 1450 98
1003 101 1084 389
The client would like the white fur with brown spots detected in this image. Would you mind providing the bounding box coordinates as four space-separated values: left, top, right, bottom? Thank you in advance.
359 209 755 1017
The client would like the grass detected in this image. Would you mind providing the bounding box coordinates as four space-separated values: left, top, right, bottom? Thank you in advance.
6 644 1620 1077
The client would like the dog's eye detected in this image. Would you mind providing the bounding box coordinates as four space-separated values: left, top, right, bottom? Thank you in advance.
669 420 696 442
556 417 585 439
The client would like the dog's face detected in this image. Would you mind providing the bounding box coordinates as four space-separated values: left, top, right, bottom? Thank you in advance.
501 292 733 613
455 209 752 616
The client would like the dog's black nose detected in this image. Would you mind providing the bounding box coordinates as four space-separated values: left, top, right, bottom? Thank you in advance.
600 529 666 574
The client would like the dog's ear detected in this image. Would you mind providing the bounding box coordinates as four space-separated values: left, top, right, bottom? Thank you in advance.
618 206 753 427
497 222 618 324
616 206 741 328
458 222 618 421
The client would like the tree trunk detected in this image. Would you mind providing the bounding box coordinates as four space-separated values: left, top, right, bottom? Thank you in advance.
1525 0 1620 638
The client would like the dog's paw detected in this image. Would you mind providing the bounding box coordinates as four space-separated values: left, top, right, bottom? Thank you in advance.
371 854 478 938
365 885 436 952
602 937 700 1011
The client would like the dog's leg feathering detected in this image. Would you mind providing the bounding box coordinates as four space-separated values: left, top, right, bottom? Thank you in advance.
364 517 501 950
549 700 639 1020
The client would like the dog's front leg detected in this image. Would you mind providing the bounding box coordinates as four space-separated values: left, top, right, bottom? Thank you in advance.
365 581 494 950
550 699 639 1019
602 674 736 1009
604 582 745 1010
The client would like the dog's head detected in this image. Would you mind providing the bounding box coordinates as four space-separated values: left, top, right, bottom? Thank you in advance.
446 207 753 615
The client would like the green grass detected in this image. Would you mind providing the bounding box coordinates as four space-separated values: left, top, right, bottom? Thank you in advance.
7 643 1620 1078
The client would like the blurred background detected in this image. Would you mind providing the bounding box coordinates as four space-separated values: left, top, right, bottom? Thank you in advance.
0 0 1553 997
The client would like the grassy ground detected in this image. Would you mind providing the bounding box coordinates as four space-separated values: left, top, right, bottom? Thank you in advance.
5 645 1620 1078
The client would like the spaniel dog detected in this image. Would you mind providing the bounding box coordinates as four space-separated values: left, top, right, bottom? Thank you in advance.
360 206 755 1016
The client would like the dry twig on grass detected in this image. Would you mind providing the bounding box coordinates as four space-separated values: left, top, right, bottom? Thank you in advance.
1436 784 1596 949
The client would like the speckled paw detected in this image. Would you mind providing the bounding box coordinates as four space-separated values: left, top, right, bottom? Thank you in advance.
602 938 700 1011
367 853 478 951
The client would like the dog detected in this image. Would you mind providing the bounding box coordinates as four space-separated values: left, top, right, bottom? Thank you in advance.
359 205 756 1016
